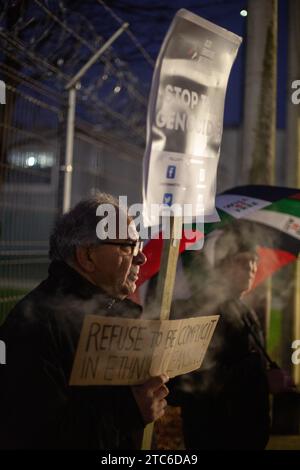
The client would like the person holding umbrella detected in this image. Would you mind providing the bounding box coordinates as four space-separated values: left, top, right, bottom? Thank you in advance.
169 222 288 450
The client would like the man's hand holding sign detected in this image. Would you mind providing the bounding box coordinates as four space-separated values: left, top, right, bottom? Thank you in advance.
132 374 170 425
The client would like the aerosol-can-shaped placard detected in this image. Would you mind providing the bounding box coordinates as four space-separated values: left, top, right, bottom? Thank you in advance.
143 9 242 227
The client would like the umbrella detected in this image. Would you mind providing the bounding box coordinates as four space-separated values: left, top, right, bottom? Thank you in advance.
137 185 300 289
213 185 300 287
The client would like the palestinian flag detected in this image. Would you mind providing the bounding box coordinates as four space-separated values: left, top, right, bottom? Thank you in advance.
137 185 300 288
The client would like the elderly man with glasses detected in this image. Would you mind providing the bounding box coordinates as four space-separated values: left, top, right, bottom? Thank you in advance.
0 193 169 450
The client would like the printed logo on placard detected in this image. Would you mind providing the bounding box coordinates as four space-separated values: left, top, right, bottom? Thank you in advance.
187 39 215 61
166 165 176 179
163 193 173 206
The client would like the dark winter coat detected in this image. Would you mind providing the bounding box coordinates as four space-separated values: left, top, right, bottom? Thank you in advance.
0 260 144 449
169 299 270 450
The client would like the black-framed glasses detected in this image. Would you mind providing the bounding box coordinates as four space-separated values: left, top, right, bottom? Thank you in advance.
96 240 144 256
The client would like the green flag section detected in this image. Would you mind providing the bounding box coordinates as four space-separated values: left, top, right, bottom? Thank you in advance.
138 186 300 288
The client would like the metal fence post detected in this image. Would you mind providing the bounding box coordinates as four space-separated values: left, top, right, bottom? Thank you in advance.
62 23 129 213
63 86 76 213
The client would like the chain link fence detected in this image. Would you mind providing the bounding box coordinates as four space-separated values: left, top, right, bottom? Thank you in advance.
0 0 147 324
0 78 143 325
0 74 61 323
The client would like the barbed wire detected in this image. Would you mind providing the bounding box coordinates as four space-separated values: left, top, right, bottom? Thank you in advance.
96 0 155 68
0 31 71 82
0 62 63 103
34 0 101 51
4 83 61 115
0 1 148 144
1 1 147 102
33 0 147 106
1 30 145 139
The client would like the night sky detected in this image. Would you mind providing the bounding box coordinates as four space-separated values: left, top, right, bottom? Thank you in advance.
104 0 288 128
0 0 289 129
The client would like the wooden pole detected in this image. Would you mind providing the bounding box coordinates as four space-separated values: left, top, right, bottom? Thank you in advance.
141 215 182 450
292 117 300 387
286 0 300 385
242 0 277 184
248 0 277 185
62 86 76 213
293 254 300 387
243 0 277 349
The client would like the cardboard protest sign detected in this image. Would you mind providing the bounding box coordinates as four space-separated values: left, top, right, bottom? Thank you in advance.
70 314 219 385
143 9 242 226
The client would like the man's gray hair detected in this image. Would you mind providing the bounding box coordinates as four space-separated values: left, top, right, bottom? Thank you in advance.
49 192 119 262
